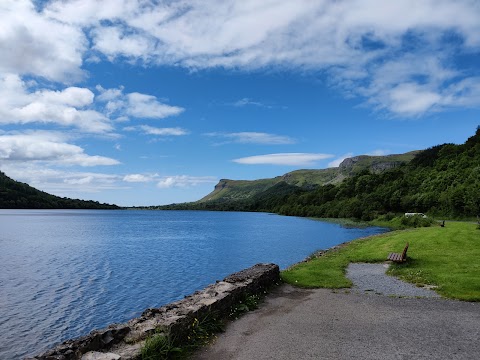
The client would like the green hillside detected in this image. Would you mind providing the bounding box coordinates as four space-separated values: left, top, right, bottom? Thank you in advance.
198 151 419 203
0 171 119 209
159 127 480 220
199 177 282 202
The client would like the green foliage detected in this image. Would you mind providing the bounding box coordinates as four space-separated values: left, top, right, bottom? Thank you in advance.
282 222 480 301
0 171 119 209
141 313 224 360
140 291 269 359
400 215 435 228
141 331 182 360
186 313 224 349
140 292 269 359
229 294 262 319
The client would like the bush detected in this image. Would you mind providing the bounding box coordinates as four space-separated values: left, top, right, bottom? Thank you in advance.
400 214 435 228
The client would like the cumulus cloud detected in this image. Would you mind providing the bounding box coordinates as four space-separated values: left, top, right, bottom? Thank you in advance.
0 0 86 82
206 132 295 145
0 74 113 133
2 1 480 117
0 76 184 137
0 132 119 166
233 153 334 166
126 93 184 118
96 85 185 120
45 0 480 116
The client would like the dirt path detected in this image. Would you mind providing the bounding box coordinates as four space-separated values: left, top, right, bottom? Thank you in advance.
192 284 480 360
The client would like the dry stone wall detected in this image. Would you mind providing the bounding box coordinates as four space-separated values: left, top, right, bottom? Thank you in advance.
28 263 280 360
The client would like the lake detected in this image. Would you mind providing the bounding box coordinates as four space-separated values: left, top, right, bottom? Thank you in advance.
0 210 387 359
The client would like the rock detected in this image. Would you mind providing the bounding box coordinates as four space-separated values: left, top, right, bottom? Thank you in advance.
81 352 120 360
31 263 280 360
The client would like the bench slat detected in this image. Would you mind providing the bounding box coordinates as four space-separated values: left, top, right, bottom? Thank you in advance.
387 242 409 263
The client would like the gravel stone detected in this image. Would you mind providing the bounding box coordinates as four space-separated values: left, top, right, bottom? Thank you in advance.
346 263 441 298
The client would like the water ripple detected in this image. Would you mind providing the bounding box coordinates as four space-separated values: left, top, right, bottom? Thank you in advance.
0 210 387 359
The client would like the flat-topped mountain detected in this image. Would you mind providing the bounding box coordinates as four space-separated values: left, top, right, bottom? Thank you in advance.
200 151 420 203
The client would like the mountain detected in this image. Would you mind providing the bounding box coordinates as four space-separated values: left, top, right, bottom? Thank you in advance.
0 171 119 209
199 151 420 203
159 127 480 219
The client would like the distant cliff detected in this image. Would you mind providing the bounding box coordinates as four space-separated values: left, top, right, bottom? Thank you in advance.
199 151 419 203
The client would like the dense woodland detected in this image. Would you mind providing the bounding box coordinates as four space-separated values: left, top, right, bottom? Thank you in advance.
0 171 119 209
160 127 480 220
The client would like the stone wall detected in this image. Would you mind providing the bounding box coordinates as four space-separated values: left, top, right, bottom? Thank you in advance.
28 263 280 360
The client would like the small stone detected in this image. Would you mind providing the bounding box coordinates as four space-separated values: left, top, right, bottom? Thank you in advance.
82 351 121 360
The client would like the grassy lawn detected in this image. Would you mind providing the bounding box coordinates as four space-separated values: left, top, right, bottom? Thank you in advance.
281 222 480 301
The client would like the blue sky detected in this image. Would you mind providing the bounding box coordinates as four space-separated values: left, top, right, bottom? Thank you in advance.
1 1 480 206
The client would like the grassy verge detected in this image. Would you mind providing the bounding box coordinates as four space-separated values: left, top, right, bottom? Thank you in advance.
281 222 480 301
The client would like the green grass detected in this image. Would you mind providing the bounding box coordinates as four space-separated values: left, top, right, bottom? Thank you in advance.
281 222 480 301
141 330 182 360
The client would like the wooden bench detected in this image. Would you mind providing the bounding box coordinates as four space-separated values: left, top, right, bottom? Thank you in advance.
387 243 409 263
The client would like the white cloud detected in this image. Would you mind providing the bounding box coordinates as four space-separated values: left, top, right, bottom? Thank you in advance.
123 174 154 182
0 0 86 82
0 74 113 133
157 175 218 189
328 153 354 168
233 153 334 166
126 93 184 118
0 161 215 197
0 76 185 137
0 132 119 166
56 0 480 115
139 125 188 136
92 25 156 61
233 98 273 108
206 132 295 145
1 0 480 117
367 149 389 156
96 85 185 120
123 125 188 136
0 163 125 195
122 173 217 188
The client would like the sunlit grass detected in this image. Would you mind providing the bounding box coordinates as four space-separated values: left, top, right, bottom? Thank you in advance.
282 222 480 301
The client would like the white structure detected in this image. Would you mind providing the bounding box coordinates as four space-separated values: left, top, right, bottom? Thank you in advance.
404 212 427 218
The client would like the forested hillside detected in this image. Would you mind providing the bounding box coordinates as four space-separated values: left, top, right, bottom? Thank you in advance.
0 171 119 209
160 127 480 220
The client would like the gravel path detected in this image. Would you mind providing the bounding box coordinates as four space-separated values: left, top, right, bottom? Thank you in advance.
193 285 479 360
346 263 441 298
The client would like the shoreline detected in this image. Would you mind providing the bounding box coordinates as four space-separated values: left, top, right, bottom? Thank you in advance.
28 264 280 360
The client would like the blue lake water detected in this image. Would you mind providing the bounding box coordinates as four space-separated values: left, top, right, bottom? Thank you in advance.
0 210 387 359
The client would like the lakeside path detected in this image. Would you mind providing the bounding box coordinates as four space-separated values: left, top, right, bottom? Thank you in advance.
192 284 480 360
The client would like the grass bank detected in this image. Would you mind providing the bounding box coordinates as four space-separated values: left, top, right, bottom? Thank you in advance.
281 221 480 301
